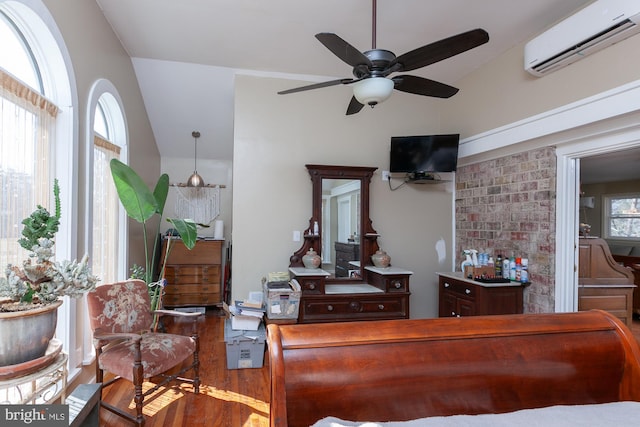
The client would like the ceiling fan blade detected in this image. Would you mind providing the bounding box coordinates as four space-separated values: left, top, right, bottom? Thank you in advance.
316 33 372 68
390 29 489 72
392 75 459 98
278 78 353 95
346 96 365 115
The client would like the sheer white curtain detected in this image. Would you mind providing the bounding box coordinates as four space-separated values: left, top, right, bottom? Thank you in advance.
92 135 120 284
0 68 58 267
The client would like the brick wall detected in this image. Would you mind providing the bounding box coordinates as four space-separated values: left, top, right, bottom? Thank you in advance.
455 147 556 313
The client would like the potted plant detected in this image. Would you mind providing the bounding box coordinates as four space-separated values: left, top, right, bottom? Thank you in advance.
0 180 99 367
109 159 197 316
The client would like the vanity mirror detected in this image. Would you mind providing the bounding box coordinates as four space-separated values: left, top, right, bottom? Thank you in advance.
290 164 380 281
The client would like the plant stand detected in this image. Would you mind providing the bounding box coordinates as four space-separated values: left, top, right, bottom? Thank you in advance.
0 352 67 404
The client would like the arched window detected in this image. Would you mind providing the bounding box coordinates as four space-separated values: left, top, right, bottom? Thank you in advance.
0 8 57 268
1 0 80 375
90 88 127 284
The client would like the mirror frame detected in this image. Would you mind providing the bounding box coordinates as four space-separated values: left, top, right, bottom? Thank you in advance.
290 164 379 282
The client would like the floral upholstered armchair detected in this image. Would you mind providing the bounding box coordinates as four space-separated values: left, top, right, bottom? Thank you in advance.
87 279 202 426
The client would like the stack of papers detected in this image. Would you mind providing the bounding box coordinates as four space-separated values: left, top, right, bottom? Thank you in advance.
224 295 266 330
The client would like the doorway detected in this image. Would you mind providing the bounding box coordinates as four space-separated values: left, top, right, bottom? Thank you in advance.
555 113 640 312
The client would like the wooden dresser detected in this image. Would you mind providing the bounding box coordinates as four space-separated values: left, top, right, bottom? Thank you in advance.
438 272 524 317
162 239 224 307
290 266 412 323
578 237 635 327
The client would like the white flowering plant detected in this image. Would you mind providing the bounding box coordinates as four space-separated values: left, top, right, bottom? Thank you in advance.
0 180 98 312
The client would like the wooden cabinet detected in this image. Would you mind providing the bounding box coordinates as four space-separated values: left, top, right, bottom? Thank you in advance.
334 242 359 278
438 273 523 317
290 266 411 323
578 237 635 327
162 239 224 307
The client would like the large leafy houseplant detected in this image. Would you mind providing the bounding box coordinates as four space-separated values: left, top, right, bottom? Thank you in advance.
110 159 197 313
0 179 98 310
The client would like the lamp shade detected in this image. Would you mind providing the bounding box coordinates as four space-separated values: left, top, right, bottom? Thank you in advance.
187 172 204 187
352 77 394 106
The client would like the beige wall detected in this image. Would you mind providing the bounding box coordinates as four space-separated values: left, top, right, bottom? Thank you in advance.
441 32 640 139
232 75 456 318
44 0 159 270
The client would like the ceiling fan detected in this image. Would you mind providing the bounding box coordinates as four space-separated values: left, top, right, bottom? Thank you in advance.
278 0 489 115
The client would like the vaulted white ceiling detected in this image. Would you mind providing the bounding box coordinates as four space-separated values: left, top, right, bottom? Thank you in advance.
95 0 593 162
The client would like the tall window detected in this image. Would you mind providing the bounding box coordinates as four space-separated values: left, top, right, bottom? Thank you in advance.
0 11 58 268
604 194 640 239
92 100 121 283
90 89 126 284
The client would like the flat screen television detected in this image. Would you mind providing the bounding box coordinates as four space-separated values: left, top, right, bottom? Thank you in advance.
389 134 460 174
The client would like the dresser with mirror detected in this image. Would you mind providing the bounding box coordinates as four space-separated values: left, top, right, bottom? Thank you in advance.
289 164 412 323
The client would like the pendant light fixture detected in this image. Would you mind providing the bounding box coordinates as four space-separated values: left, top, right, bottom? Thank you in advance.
186 130 204 187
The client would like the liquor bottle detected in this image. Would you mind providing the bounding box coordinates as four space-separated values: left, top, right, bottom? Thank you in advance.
495 254 503 277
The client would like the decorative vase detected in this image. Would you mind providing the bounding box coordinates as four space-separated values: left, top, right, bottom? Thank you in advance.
0 299 62 367
302 248 321 269
371 249 391 268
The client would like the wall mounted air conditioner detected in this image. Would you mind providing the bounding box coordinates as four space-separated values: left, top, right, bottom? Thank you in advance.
525 0 640 76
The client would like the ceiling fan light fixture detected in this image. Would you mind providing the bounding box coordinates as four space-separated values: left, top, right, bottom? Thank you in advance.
352 77 394 106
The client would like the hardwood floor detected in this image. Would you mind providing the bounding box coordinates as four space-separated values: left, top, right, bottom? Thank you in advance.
99 309 270 426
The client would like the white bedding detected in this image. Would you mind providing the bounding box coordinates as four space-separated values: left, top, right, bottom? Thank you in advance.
311 401 640 427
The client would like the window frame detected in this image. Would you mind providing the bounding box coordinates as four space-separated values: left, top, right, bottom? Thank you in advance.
1 0 80 377
603 192 640 241
84 80 128 363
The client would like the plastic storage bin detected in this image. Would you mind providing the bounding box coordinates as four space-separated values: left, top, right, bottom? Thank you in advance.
263 279 301 320
224 319 266 369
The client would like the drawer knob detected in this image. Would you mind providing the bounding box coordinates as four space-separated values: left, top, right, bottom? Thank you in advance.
308 283 316 290
378 304 385 310
465 288 471 294
327 305 334 311
393 281 401 289
444 282 450 288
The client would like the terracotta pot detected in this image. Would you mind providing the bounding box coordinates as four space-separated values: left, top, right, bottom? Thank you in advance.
0 299 62 366
302 248 321 269
371 250 391 268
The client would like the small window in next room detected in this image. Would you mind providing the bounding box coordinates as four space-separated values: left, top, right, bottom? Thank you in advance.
604 194 640 240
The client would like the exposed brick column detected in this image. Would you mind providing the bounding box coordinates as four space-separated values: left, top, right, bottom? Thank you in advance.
455 147 557 313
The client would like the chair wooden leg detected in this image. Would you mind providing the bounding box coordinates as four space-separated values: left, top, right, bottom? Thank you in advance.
133 351 145 426
193 332 200 393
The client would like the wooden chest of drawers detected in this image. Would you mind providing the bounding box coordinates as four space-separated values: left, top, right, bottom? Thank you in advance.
290 266 411 323
438 273 523 317
161 239 224 307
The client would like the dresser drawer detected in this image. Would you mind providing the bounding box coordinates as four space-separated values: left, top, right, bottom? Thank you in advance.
297 277 325 295
440 278 476 298
163 292 220 307
301 295 408 322
165 283 221 295
383 276 409 292
164 265 220 284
